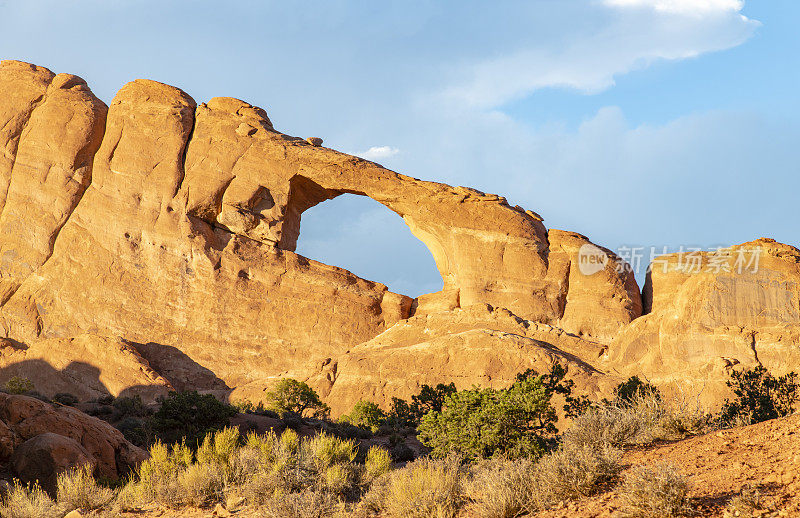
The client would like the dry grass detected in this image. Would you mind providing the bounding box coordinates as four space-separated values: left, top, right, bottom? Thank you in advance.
564 393 711 449
361 454 466 518
263 489 344 517
0 481 56 518
618 463 692 517
56 464 114 511
725 484 764 517
365 446 393 480
529 442 622 511
466 456 535 518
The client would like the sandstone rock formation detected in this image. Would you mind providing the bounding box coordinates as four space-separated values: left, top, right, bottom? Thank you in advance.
0 393 146 481
608 239 800 406
0 59 796 414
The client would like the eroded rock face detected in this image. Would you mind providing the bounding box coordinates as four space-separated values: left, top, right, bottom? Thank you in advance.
315 304 618 415
609 239 800 407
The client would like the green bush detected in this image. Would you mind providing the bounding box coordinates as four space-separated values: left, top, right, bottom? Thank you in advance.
113 395 147 417
151 391 237 446
4 376 35 395
386 397 416 428
418 373 559 460
264 379 330 418
720 366 799 425
340 400 386 432
116 416 149 447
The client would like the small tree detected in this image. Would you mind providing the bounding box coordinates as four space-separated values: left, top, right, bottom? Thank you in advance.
385 383 457 427
340 400 386 432
418 374 559 460
151 391 237 446
720 366 799 425
410 383 456 420
264 379 330 418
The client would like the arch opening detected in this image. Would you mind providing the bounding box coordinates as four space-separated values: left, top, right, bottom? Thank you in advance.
294 194 444 298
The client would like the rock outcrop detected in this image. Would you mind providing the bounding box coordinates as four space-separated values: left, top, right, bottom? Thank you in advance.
608 239 800 406
0 59 796 413
0 393 146 481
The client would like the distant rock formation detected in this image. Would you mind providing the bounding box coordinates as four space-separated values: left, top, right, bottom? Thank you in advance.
0 60 797 412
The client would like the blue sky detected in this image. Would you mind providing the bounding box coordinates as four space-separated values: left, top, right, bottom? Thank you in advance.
2 0 798 296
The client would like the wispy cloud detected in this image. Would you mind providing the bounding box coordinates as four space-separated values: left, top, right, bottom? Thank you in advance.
441 0 758 108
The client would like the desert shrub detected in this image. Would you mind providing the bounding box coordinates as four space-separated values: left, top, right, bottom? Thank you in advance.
363 455 465 518
263 489 341 517
466 456 535 518
52 392 79 406
308 431 358 466
410 383 457 420
529 442 622 510
517 364 595 418
365 446 393 480
265 379 330 418
113 395 147 417
618 463 691 517
418 371 561 460
177 462 226 507
4 376 35 395
564 392 709 449
383 383 457 429
726 484 764 517
385 397 416 428
340 400 386 432
233 399 280 418
0 481 56 518
56 464 114 511
324 420 373 440
613 376 661 404
97 394 115 405
720 366 799 425
151 391 237 446
389 442 415 462
130 440 193 506
196 426 241 468
115 416 149 447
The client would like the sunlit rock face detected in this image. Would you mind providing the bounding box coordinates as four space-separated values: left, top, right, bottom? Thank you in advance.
0 59 796 412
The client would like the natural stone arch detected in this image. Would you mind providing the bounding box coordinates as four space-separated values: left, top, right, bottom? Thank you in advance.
292 191 444 297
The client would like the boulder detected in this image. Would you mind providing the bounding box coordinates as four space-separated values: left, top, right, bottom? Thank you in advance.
10 432 94 494
0 393 146 480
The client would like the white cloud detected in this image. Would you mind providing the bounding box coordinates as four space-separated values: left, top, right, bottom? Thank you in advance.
356 146 400 160
604 0 745 15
